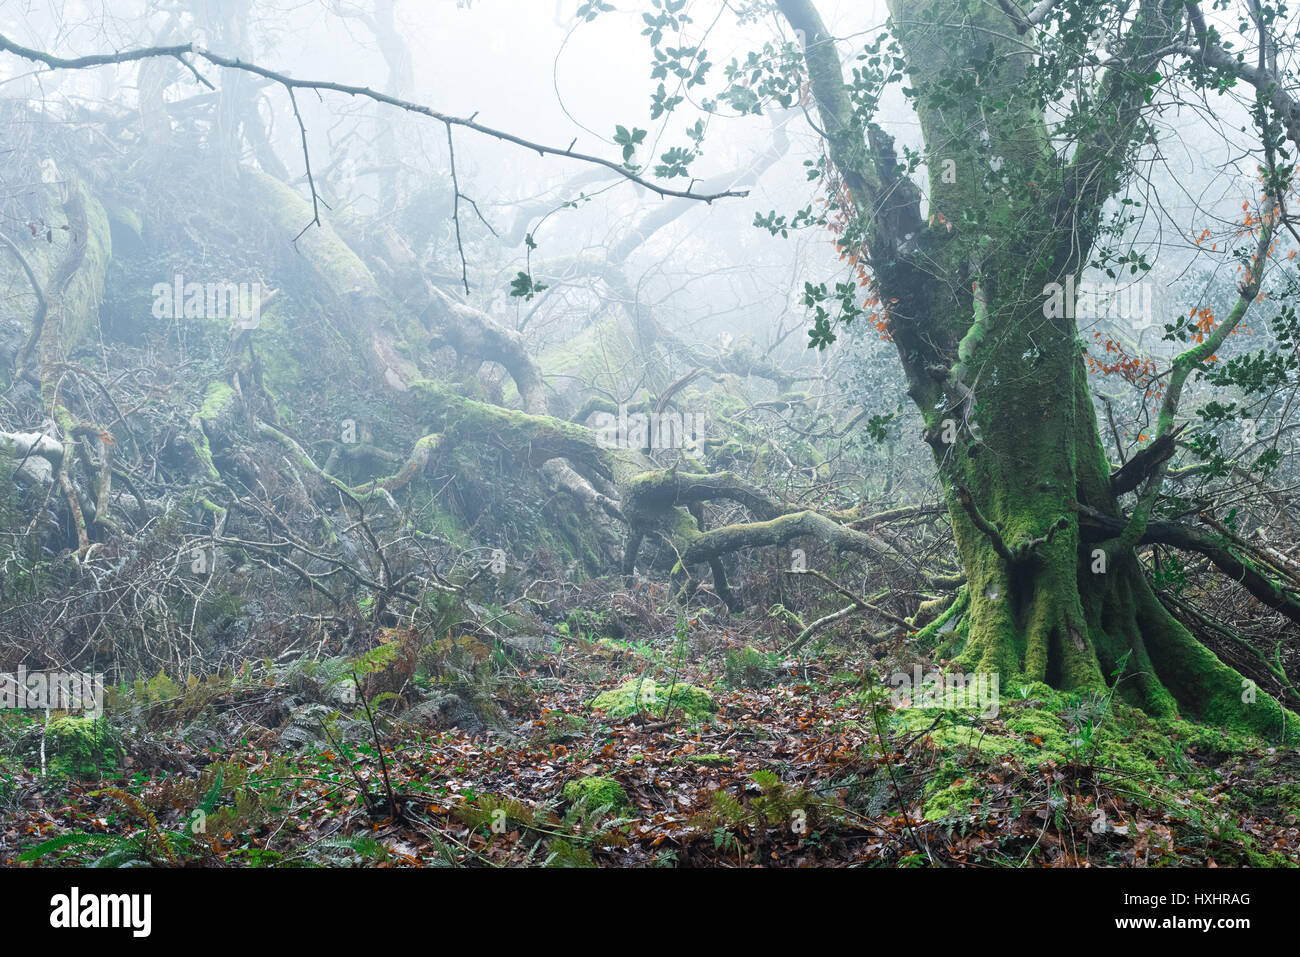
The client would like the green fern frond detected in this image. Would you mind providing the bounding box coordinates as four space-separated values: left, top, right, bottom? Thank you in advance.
19 831 133 861
198 766 225 816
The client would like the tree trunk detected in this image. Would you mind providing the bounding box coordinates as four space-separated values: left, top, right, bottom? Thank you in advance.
926 301 1291 739
779 0 1297 739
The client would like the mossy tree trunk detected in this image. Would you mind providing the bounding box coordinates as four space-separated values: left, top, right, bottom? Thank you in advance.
929 298 1244 728
778 0 1296 737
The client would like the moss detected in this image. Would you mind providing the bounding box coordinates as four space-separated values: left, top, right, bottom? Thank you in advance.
58 182 113 352
44 715 117 778
44 714 99 740
1165 718 1263 758
241 170 376 297
539 507 604 577
542 713 587 744
240 168 417 384
186 381 238 483
1249 782 1300 819
923 778 985 822
536 314 643 402
198 381 236 420
101 200 142 240
562 775 628 810
246 304 303 393
590 677 717 722
927 724 1015 756
566 608 623 641
2 180 111 363
406 379 613 472
892 689 1211 781
402 482 470 547
427 506 467 545
890 709 1014 755
998 695 1194 777
913 585 968 654
1007 680 1055 701
1004 708 1067 744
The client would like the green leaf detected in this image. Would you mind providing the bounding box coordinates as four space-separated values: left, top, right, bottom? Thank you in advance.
509 271 548 302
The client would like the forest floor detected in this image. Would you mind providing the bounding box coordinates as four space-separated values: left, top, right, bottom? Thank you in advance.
2 606 1298 867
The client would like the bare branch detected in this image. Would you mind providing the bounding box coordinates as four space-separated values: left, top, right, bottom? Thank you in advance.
0 33 750 205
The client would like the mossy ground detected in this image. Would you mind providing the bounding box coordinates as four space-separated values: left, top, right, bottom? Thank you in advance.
590 677 717 723
888 680 1298 862
562 775 628 810
2 593 1296 867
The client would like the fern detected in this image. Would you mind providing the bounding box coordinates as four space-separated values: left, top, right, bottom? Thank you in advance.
19 831 128 862
301 834 390 865
100 787 176 864
21 788 206 866
197 765 225 817
710 789 746 824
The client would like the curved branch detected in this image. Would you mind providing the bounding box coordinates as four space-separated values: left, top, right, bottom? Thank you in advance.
0 231 47 384
0 33 748 205
1078 505 1300 625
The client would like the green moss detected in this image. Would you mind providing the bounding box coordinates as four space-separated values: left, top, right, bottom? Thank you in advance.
923 777 985 822
44 715 117 778
1004 708 1068 745
562 775 628 810
927 724 1015 755
679 753 733 767
539 507 604 577
44 715 98 739
246 304 303 393
892 688 1219 782
241 170 375 298
590 677 717 722
536 314 642 401
2 181 111 363
914 586 969 655
998 695 1202 777
427 506 467 544
1008 680 1055 701
890 708 1015 755
1250 782 1300 819
198 381 236 420
60 182 112 351
101 200 142 240
565 608 623 641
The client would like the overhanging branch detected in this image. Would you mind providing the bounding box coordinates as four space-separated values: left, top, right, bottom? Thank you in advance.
0 33 750 208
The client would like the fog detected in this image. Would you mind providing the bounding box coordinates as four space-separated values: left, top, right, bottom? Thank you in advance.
1 0 1299 879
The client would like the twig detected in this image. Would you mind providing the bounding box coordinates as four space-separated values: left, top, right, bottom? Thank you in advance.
352 669 400 819
286 86 324 241
446 123 470 294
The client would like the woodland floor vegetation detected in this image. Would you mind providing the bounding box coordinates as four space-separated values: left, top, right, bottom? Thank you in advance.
3 586 1298 867
2 0 1300 869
